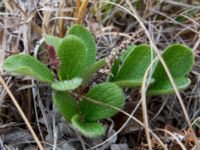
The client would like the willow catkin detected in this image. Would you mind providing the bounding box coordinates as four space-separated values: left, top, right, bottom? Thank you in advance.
99 29 144 74
47 45 60 70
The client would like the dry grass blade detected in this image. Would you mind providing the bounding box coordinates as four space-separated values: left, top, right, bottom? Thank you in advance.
0 29 5 73
192 117 200 126
42 8 51 34
0 76 44 150
159 0 200 8
76 0 89 24
58 1 66 37
75 0 81 18
141 57 158 150
156 129 187 150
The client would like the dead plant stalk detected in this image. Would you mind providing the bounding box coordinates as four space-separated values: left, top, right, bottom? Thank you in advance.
76 0 89 24
75 0 81 17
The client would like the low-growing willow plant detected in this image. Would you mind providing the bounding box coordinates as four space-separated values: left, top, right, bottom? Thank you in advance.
3 24 194 137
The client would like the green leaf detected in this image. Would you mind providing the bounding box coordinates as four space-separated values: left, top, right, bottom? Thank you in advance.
82 58 107 85
3 54 54 83
71 114 105 137
80 83 124 122
53 91 79 121
113 44 155 87
44 35 62 51
57 35 87 80
51 78 82 91
147 44 194 96
108 45 136 82
68 24 96 66
120 44 136 62
114 79 155 88
108 59 120 82
148 78 191 96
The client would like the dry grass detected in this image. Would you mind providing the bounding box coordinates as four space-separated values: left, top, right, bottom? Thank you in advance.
0 0 200 149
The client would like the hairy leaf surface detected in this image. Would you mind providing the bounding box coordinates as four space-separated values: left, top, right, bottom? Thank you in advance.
57 35 87 80
80 83 124 122
44 35 62 51
114 44 155 87
120 45 136 62
68 24 96 66
109 45 136 82
71 114 105 137
147 44 194 95
51 78 82 91
53 91 79 121
3 54 54 83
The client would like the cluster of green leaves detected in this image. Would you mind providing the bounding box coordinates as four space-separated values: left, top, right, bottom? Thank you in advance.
109 44 194 96
3 24 121 137
3 24 194 137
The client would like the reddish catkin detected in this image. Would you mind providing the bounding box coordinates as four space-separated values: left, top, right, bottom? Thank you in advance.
47 45 60 70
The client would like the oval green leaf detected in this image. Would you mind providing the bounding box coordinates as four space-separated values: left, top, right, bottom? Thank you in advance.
44 35 62 51
68 24 97 66
71 114 105 137
51 78 82 91
57 35 87 80
53 91 79 121
147 77 191 96
113 44 155 87
147 44 194 95
3 54 54 83
108 45 136 82
120 44 136 62
80 83 124 122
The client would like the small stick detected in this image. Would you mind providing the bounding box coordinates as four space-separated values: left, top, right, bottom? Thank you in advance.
76 0 89 24
0 76 44 150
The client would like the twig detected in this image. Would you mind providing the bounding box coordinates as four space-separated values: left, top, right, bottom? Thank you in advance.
0 76 44 150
